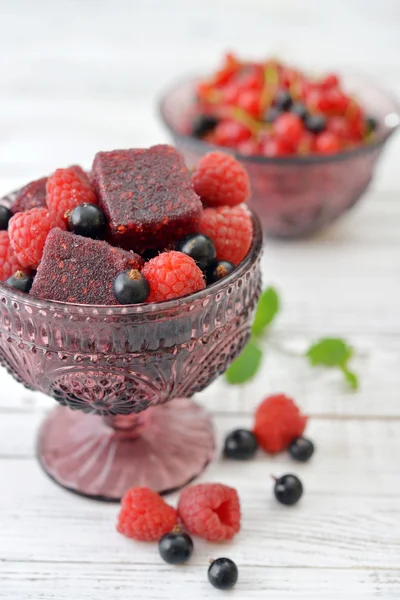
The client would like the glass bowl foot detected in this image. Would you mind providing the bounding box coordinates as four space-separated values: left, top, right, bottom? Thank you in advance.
37 398 215 501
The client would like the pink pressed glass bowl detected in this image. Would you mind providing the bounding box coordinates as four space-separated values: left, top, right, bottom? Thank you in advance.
159 74 400 238
0 189 262 501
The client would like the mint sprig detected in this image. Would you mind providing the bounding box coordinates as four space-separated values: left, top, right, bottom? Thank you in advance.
306 338 358 390
252 287 280 336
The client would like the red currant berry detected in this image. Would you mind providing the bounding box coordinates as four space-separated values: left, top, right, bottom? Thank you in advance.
273 113 304 146
237 139 260 156
261 136 293 157
237 89 261 118
314 131 341 154
320 73 339 89
327 117 351 140
213 120 251 146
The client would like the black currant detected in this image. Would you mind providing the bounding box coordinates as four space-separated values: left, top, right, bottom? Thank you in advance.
6 270 33 293
263 106 282 124
191 114 219 138
206 260 235 285
274 89 293 110
289 437 315 462
158 531 194 565
176 233 216 271
365 116 378 134
305 114 327 134
274 474 303 506
291 102 308 121
113 270 150 304
68 203 106 239
208 558 238 590
0 205 12 230
223 429 258 460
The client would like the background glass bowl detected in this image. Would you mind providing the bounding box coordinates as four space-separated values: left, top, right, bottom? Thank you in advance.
159 74 400 238
0 189 262 501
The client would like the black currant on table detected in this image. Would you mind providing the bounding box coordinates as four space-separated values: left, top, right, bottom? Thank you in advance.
158 530 194 565
273 474 303 506
208 557 238 590
113 269 150 304
223 428 258 460
289 437 315 462
68 203 106 239
176 233 216 271
5 270 33 293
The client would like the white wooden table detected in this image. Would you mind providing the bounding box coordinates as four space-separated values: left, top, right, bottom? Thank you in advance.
1 1 400 598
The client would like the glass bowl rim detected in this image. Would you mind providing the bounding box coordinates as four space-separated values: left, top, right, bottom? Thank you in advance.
158 73 400 166
0 207 262 316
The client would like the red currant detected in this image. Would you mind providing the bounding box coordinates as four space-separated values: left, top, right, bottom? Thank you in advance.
261 136 293 157
273 113 304 146
237 139 260 156
237 90 261 118
213 120 251 146
320 73 339 89
314 131 340 154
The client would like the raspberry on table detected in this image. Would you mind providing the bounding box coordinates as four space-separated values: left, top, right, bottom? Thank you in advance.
8 208 62 269
253 394 308 454
117 487 178 542
192 151 250 208
178 483 241 542
199 205 253 266
0 231 24 281
46 166 97 226
92 145 202 251
30 229 143 305
141 251 205 303
11 177 48 214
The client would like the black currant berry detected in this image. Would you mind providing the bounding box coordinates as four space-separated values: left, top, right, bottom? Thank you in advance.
6 270 33 293
223 429 258 460
365 116 378 134
158 531 194 565
263 106 282 124
274 474 303 506
68 203 106 239
289 437 315 462
305 114 327 134
113 269 150 304
176 233 216 271
208 558 238 590
274 89 293 110
206 260 235 285
191 114 219 138
291 102 308 120
0 205 12 230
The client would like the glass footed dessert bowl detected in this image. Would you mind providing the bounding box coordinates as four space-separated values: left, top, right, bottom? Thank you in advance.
0 189 262 501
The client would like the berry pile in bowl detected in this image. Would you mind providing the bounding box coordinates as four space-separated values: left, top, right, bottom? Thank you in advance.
0 145 262 500
159 53 400 237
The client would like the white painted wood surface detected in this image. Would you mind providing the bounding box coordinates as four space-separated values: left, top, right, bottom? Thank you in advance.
0 1 400 598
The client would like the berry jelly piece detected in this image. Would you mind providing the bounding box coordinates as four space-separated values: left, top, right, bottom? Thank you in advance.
91 145 202 252
30 228 143 305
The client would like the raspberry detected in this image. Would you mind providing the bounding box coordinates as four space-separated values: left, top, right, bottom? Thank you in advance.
141 251 205 303
199 205 252 266
11 177 47 214
192 152 250 208
46 166 97 226
0 231 24 281
178 483 241 542
117 487 178 542
253 394 308 454
8 208 62 268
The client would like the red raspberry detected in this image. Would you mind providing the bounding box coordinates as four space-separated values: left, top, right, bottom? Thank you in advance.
178 483 241 542
0 231 24 281
8 208 62 268
192 151 250 208
11 177 47 214
253 394 308 454
117 487 178 542
46 166 97 226
199 205 252 265
142 251 205 303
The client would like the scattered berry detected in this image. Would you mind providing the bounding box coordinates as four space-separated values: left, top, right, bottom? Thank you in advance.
113 269 150 304
117 487 178 542
206 260 235 284
223 429 258 460
199 205 252 266
142 251 205 303
191 114 219 138
288 437 315 462
11 177 47 214
253 394 308 454
5 270 33 293
192 151 250 208
0 206 12 230
274 474 303 506
178 483 241 542
8 208 61 268
176 233 216 271
158 530 194 565
68 203 106 239
0 231 23 281
274 89 293 110
46 166 97 226
305 114 327 134
208 558 238 590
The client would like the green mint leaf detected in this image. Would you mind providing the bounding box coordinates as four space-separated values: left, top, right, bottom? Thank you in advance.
306 338 352 367
340 365 359 390
252 287 280 336
225 340 263 385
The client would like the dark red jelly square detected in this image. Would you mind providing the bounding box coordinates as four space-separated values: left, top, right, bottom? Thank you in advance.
30 228 143 305
91 145 202 251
